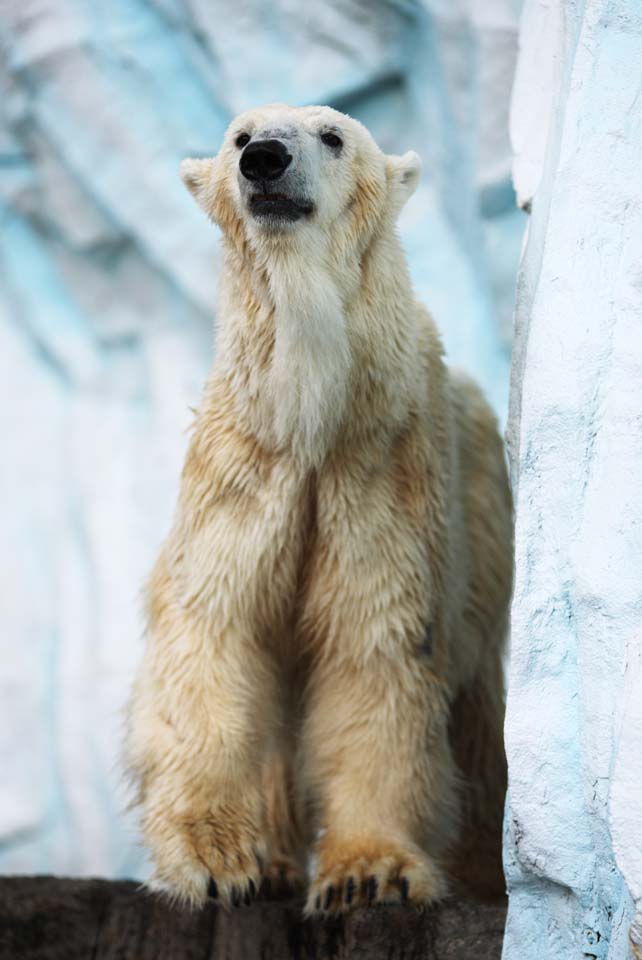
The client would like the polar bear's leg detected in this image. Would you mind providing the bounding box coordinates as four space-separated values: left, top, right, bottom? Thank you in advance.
126 608 277 907
125 422 308 908
300 449 459 913
301 653 458 913
445 370 512 900
447 642 508 900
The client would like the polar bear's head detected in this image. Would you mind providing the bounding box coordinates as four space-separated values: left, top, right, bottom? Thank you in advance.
181 103 421 249
181 105 421 462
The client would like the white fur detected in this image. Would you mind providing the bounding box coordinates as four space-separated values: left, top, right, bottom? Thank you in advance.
265 242 351 462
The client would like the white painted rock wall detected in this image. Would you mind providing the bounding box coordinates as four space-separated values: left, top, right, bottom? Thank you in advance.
504 1 642 957
0 1 522 878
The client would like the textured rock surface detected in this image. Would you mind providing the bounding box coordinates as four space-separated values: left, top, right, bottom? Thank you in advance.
0 877 507 959
504 0 642 957
0 0 522 878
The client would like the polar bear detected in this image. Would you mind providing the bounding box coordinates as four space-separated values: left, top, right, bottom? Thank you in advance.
125 104 513 914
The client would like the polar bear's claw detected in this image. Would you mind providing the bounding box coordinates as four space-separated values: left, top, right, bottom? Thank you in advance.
366 875 378 903
344 876 356 904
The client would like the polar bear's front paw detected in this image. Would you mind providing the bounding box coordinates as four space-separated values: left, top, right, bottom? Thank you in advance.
144 794 267 909
305 834 447 915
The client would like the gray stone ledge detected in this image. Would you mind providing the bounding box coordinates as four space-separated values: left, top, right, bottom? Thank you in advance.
0 876 507 959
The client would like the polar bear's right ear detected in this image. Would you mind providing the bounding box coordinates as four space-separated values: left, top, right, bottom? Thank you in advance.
180 157 214 209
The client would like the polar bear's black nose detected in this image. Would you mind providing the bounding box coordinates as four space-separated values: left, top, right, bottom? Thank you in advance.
240 140 292 182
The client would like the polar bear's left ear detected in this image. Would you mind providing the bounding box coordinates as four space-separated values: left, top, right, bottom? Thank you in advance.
385 150 422 215
180 157 215 210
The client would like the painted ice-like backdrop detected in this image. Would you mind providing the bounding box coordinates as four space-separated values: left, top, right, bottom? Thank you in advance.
0 0 522 879
503 1 642 957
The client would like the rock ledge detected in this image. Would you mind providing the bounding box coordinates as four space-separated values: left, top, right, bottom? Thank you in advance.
0 876 506 959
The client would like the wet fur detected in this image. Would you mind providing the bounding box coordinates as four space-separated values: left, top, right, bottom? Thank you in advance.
125 105 513 912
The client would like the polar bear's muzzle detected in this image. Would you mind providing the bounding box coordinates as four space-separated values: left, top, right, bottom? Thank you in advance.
239 138 314 224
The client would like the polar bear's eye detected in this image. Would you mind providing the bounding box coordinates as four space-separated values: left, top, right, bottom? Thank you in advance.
320 132 343 149
235 133 251 149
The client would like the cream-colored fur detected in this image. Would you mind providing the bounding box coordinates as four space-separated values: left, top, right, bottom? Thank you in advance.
125 104 513 913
